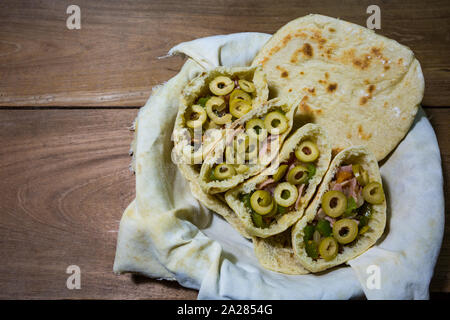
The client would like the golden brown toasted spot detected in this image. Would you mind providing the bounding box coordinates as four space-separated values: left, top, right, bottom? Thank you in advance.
353 55 371 70
311 30 327 45
315 109 323 115
384 102 388 107
329 28 336 32
302 43 313 58
368 84 375 94
324 72 329 79
276 65 289 78
360 96 368 105
299 96 311 113
347 133 352 139
318 79 327 85
288 88 293 92
358 125 372 140
371 47 382 57
300 71 304 75
384 65 390 70
398 58 404 65
327 83 338 93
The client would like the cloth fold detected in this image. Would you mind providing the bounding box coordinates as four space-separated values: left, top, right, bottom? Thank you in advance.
114 33 444 300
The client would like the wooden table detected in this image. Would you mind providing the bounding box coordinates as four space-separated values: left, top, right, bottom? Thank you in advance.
0 0 448 299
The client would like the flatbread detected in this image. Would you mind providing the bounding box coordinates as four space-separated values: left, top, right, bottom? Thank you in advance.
291 146 386 272
253 228 309 275
225 123 331 238
252 14 424 161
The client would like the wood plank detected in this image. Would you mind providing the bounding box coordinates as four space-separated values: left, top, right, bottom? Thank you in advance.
0 0 449 107
0 107 448 298
426 108 450 293
0 109 197 299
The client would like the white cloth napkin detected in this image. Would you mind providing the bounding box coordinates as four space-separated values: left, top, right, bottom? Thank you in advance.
113 33 444 300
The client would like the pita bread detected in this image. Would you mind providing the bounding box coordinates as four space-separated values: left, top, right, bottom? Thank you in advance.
291 146 386 272
252 14 424 161
253 229 309 275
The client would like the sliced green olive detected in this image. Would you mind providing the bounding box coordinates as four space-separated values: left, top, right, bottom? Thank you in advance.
205 96 232 125
362 182 385 204
230 100 252 118
332 218 359 244
321 190 347 218
295 141 320 162
209 76 234 95
250 190 274 215
230 89 252 104
235 164 249 174
245 118 267 141
186 105 207 129
213 163 236 180
272 164 288 182
265 201 279 218
273 182 298 207
264 111 288 134
238 80 255 93
352 164 369 186
305 240 319 259
287 165 309 185
318 237 339 261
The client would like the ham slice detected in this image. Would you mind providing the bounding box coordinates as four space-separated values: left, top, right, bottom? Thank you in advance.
339 164 353 173
257 178 274 190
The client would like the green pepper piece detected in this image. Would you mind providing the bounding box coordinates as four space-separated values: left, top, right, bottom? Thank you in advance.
307 163 316 180
343 197 357 217
251 212 266 228
316 219 332 237
358 202 372 228
305 240 319 259
277 205 287 215
197 96 211 108
209 169 217 181
303 224 315 242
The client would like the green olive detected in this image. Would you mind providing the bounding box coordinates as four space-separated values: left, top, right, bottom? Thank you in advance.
238 80 255 93
362 182 385 204
352 164 369 186
332 218 359 244
209 76 234 95
235 164 249 174
213 163 236 180
272 164 288 182
287 165 309 185
318 237 339 261
230 89 252 104
245 118 267 141
186 105 207 129
205 96 232 125
230 100 252 118
295 141 320 162
273 182 298 207
250 190 274 215
321 190 347 218
264 111 288 135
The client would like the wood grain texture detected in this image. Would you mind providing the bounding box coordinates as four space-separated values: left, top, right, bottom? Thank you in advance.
0 108 448 298
0 0 449 107
0 109 197 299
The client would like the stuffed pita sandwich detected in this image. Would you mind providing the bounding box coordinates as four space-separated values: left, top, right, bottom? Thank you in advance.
291 146 386 272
